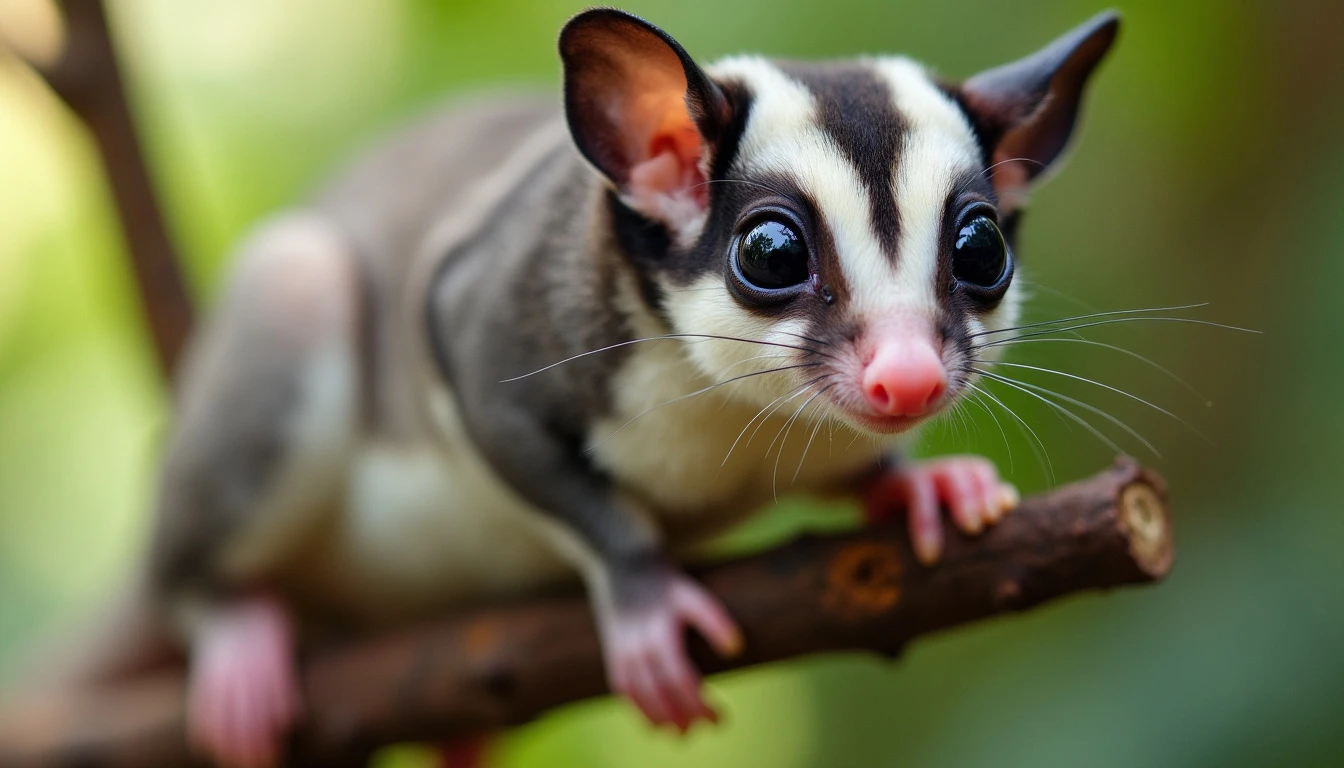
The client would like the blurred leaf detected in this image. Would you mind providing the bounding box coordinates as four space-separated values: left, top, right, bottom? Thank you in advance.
2 0 1341 765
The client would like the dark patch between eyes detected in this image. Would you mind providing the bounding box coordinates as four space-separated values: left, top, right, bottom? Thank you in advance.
776 61 905 256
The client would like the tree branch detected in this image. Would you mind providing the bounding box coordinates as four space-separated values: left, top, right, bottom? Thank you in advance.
34 0 194 377
0 457 1172 768
2 6 1175 768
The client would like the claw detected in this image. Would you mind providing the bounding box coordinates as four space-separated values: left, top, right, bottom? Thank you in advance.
599 573 742 731
864 455 1017 564
188 596 300 768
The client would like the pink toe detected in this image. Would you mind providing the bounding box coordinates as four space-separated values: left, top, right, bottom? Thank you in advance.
629 656 677 727
600 578 737 732
669 579 742 658
654 646 708 730
187 597 297 768
932 468 983 535
971 465 1002 523
905 474 943 564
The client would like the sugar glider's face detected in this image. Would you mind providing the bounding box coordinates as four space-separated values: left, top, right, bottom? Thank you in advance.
662 56 1023 435
561 9 1118 435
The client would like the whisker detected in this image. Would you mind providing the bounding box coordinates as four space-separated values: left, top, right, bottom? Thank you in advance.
958 399 977 441
953 398 980 444
940 399 968 444
775 330 832 347
982 337 1212 404
772 385 831 501
792 398 834 484
976 369 1160 457
962 384 1013 473
764 384 819 467
845 425 864 452
978 359 1212 444
690 177 790 198
502 332 834 381
826 413 835 458
718 352 794 376
972 315 1261 350
967 380 1054 484
976 369 1129 455
720 376 823 467
586 363 821 453
740 377 824 458
981 156 1048 179
969 302 1211 340
1014 277 1098 313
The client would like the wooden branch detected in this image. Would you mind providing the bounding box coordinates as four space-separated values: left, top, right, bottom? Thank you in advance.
0 458 1172 768
1 9 1176 767
35 0 194 376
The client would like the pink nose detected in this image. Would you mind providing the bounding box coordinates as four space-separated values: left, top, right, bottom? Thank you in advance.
862 340 948 417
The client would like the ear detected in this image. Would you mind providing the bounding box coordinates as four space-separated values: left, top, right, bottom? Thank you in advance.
959 10 1120 210
559 9 731 235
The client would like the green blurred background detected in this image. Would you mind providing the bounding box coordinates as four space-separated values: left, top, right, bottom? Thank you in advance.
1 0 1340 766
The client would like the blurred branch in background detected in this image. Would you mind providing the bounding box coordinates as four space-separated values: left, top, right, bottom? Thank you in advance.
0 0 193 378
0 5 1181 766
0 459 1172 768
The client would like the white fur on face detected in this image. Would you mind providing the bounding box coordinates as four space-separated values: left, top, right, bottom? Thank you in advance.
658 56 1023 426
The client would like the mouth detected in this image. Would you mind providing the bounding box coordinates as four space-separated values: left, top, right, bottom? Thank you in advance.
834 389 954 436
845 411 928 435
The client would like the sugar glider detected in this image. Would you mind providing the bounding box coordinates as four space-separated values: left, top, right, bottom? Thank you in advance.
97 8 1118 766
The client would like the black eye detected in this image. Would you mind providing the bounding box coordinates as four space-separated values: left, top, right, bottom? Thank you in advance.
952 215 1009 289
735 219 810 291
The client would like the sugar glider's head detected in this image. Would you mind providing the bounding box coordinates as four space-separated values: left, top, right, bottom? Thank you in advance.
560 9 1118 436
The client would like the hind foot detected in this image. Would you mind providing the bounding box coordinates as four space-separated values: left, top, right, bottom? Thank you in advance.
187 595 300 768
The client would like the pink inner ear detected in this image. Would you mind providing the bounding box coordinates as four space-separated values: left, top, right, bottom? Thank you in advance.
625 111 709 226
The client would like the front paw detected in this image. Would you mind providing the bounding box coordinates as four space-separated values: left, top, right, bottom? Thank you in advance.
599 573 743 732
863 455 1019 565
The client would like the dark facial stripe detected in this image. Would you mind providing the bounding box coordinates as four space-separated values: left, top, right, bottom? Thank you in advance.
776 61 905 255
751 170 854 313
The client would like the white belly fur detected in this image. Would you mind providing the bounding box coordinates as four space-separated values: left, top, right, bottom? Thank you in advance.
341 443 569 602
304 390 573 622
299 341 882 623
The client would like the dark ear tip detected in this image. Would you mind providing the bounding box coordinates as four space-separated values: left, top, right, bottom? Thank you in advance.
1084 9 1122 47
558 7 655 53
1056 9 1121 72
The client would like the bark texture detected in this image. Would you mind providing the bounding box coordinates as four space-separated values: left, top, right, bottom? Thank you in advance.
0 458 1173 768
